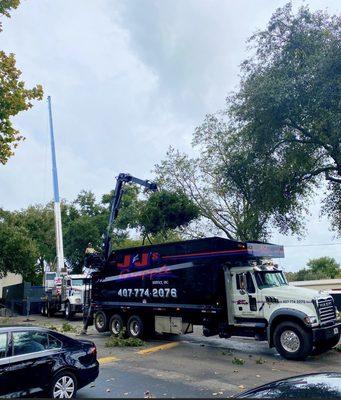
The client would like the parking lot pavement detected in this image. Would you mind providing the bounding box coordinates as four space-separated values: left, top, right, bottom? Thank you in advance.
2 315 340 398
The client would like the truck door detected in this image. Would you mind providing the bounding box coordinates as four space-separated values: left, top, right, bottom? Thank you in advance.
232 272 258 318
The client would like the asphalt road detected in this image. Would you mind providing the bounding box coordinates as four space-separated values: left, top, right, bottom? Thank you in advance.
77 327 341 398
2 315 340 398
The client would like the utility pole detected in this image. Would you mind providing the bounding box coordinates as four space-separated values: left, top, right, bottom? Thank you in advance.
47 95 64 277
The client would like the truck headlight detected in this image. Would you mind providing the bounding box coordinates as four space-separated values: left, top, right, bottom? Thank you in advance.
75 298 81 304
304 316 318 325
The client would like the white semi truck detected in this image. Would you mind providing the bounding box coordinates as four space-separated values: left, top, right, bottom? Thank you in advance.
41 273 90 320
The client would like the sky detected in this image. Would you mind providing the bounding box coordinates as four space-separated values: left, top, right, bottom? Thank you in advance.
0 0 340 272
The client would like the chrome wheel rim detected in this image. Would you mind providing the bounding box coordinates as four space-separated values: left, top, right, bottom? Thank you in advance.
53 376 75 398
280 330 300 353
65 305 69 316
96 314 105 328
112 319 122 335
130 320 140 336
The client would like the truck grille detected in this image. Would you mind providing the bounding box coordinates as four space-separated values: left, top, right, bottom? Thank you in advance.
318 298 336 325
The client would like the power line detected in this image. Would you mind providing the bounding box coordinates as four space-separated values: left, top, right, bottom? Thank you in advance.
285 243 341 248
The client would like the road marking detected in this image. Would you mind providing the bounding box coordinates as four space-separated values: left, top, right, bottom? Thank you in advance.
137 341 180 355
98 356 120 364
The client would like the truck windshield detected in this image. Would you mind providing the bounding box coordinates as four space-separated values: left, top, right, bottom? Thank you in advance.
71 279 85 286
255 271 288 289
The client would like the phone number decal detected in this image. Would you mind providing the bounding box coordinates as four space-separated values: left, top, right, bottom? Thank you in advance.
117 288 177 298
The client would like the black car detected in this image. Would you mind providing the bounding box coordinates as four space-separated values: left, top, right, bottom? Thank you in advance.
236 372 341 398
0 326 99 398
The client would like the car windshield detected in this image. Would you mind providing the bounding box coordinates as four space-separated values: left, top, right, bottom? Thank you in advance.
255 271 288 289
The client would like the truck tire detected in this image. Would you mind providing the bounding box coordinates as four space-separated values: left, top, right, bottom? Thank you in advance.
313 333 341 355
109 314 124 336
64 302 74 320
273 321 313 360
127 315 144 339
94 311 108 332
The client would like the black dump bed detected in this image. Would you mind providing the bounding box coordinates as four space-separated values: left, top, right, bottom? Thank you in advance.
91 237 283 317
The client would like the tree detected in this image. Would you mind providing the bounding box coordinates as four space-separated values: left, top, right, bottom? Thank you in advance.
0 185 200 276
307 257 341 279
0 219 38 281
286 257 341 281
229 4 341 234
0 1 43 164
0 0 20 32
138 190 200 242
156 119 306 241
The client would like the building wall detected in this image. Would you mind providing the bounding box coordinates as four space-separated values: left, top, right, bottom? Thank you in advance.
0 273 23 298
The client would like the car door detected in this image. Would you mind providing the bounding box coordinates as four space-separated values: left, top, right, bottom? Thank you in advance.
8 330 56 396
0 332 10 396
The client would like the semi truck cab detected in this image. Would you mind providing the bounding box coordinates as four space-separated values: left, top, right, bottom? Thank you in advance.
225 263 340 359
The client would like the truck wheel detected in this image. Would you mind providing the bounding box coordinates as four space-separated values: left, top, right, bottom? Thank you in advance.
109 314 124 336
64 302 73 320
94 311 108 332
273 321 313 360
127 315 144 339
314 333 340 355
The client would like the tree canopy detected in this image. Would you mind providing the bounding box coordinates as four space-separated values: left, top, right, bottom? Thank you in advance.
0 0 43 164
286 257 341 281
157 4 340 239
0 185 199 278
229 3 341 235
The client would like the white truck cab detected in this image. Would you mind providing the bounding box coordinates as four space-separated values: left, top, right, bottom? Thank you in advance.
224 262 340 359
41 273 90 320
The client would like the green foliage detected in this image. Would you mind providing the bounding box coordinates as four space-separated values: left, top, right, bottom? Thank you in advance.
157 4 341 240
307 257 341 279
0 217 38 280
105 330 145 347
229 4 341 235
138 190 200 237
0 51 43 164
287 257 341 281
0 0 20 31
232 357 245 365
0 0 43 164
0 182 198 277
61 322 77 333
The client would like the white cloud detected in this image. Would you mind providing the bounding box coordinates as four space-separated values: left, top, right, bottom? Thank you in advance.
0 0 340 269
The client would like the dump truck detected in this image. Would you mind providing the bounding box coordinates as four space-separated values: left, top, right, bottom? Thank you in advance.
82 172 340 360
86 237 340 360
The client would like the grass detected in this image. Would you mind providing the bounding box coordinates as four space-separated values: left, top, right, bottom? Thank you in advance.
105 330 145 347
222 349 233 356
335 344 341 352
256 357 266 364
232 357 245 365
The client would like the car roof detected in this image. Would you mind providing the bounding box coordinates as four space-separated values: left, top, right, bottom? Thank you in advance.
0 325 52 333
236 372 341 398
